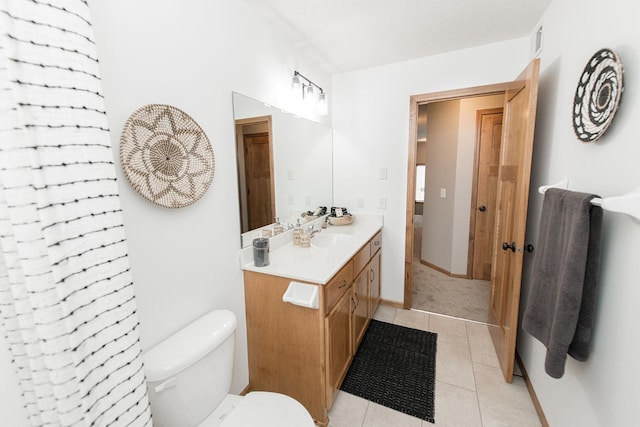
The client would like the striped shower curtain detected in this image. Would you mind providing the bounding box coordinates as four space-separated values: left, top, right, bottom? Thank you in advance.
0 1 152 426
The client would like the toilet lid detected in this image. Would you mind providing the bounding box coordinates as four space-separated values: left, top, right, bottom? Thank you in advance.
220 391 315 427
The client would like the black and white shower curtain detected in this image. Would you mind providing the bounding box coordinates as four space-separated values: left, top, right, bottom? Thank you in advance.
0 1 152 425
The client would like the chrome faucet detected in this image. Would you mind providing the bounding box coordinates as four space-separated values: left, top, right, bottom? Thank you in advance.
307 225 321 238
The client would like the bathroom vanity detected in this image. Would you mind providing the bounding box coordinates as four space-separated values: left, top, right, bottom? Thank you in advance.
241 216 383 426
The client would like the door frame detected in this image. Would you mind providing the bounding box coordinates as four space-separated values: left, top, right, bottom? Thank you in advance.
404 83 511 309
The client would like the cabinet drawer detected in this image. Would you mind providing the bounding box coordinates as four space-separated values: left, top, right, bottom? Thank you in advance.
370 230 382 257
325 261 353 315
353 243 370 277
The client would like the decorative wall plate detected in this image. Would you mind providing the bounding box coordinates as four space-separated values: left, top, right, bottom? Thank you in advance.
120 104 215 208
572 48 624 142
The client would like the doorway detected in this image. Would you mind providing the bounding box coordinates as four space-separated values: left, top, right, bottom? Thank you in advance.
405 59 540 382
409 94 505 323
235 116 275 233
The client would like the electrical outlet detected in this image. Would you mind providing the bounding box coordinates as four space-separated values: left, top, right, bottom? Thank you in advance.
378 197 387 209
357 196 364 208
440 188 446 198
288 195 294 206
305 195 311 206
379 167 388 180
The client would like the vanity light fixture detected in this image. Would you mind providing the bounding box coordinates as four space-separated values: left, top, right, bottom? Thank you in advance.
291 70 328 116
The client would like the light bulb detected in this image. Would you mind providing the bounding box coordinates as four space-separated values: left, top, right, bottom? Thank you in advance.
292 74 302 92
304 84 316 100
317 92 328 116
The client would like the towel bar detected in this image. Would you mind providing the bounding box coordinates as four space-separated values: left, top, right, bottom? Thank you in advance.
538 179 640 223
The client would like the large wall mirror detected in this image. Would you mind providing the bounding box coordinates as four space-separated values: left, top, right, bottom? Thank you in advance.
233 92 333 247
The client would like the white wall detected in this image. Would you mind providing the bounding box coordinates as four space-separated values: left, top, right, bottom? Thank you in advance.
421 100 460 271
518 0 640 425
332 38 530 302
0 2 333 424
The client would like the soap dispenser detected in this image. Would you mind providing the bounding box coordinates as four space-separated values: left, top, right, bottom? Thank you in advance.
293 219 303 245
300 225 312 248
274 217 285 235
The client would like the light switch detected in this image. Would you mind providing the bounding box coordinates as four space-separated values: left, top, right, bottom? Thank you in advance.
378 197 387 209
379 167 388 180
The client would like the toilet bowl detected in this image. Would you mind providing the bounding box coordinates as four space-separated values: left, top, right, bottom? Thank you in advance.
143 310 315 427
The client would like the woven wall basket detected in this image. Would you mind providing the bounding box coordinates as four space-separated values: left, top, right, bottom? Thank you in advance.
120 104 215 208
572 48 624 142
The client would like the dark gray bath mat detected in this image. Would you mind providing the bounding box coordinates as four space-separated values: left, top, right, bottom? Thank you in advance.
340 319 437 423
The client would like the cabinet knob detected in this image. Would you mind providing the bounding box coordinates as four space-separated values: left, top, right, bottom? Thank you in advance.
478 205 487 212
338 280 347 289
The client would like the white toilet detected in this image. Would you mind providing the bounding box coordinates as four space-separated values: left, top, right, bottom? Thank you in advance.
143 309 315 427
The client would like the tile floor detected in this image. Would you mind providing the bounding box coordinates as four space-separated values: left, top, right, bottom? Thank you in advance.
327 306 541 427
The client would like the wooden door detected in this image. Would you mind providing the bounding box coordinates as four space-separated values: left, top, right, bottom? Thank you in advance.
243 132 274 230
488 59 540 382
471 109 503 280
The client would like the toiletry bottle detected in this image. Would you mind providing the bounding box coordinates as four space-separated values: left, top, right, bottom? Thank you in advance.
293 219 302 245
300 225 311 248
274 217 284 235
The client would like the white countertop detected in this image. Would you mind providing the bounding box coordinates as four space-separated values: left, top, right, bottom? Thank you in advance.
241 214 383 284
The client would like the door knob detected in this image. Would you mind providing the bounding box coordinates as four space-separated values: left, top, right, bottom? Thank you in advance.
502 241 516 252
525 244 534 253
478 205 486 212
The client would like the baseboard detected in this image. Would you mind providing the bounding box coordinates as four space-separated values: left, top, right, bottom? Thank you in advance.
515 352 549 427
419 260 468 279
380 299 404 309
239 384 251 396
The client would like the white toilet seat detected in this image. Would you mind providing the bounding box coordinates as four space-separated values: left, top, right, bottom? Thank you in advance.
217 391 315 427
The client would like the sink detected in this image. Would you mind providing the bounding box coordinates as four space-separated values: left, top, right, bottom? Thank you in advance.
310 233 354 247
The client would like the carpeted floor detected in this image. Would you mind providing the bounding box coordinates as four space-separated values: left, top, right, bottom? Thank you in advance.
412 217 491 323
340 320 437 423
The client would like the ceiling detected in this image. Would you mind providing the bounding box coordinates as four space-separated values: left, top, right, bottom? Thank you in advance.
248 0 551 74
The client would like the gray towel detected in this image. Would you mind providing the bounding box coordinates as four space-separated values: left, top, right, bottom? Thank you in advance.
522 188 603 378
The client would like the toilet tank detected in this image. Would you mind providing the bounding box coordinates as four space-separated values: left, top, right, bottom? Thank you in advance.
143 310 237 427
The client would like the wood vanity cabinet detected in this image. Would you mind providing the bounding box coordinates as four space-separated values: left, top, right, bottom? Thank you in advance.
243 230 382 426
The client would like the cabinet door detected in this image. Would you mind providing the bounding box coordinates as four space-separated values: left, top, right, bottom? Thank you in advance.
369 251 381 317
325 288 352 407
352 268 369 349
